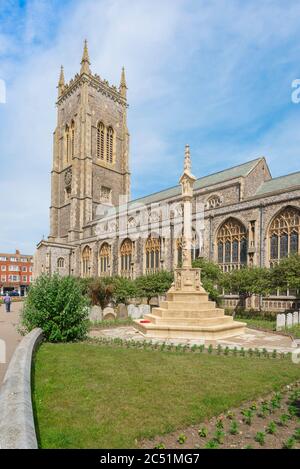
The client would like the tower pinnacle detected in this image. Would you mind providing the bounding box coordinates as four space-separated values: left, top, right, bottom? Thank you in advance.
57 65 65 97
80 39 91 75
119 66 127 98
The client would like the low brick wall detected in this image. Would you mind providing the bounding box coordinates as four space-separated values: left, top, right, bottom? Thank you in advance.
0 328 43 449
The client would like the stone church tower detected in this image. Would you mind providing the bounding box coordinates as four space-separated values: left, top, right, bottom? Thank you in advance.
49 40 130 243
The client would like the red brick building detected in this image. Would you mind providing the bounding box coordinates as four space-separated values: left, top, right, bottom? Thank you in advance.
0 249 33 296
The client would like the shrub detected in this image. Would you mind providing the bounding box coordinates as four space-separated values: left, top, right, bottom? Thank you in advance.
266 421 277 435
21 274 89 342
204 440 219 449
88 277 114 308
177 433 187 444
198 427 208 438
229 421 239 435
255 431 266 446
282 437 296 449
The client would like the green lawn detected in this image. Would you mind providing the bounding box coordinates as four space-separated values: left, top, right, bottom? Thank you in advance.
236 316 300 338
33 343 300 449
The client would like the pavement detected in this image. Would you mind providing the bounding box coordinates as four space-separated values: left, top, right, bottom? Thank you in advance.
89 325 298 354
0 302 22 385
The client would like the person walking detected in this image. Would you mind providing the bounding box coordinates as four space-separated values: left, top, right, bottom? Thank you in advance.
3 293 11 313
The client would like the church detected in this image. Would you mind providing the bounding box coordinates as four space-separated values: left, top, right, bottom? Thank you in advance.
34 41 300 312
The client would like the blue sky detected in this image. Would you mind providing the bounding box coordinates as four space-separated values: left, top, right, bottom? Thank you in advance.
1 0 300 253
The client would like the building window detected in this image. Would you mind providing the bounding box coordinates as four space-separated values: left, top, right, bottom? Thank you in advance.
71 120 75 159
0 257 7 261
1 275 6 281
206 195 222 210
97 122 105 160
22 266 27 272
57 257 65 268
65 124 70 163
269 207 300 265
10 257 17 262
120 239 133 278
99 243 110 276
106 126 114 164
1 265 5 271
22 276 27 282
217 218 247 271
100 186 112 203
82 246 92 277
145 236 161 274
9 265 19 271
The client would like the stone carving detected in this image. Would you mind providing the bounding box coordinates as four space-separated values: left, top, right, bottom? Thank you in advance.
64 168 72 188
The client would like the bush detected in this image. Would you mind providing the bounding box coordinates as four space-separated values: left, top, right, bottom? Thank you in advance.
88 277 114 308
21 274 89 342
135 271 173 303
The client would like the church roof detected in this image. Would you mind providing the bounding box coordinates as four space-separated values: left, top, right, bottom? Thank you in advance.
130 157 263 206
255 170 300 196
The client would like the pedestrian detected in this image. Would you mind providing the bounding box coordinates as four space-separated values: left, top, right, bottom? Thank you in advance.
3 293 11 313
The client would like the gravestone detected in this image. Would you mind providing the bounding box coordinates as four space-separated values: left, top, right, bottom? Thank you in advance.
127 304 140 319
117 303 128 319
293 311 299 326
102 306 116 321
88 305 102 323
286 312 293 329
276 313 286 331
138 304 150 317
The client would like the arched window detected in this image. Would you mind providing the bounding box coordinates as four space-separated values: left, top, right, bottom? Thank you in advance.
106 126 114 164
65 124 70 163
99 243 110 276
82 246 92 277
97 122 105 160
145 236 161 274
269 207 300 265
70 120 75 159
120 239 133 278
217 218 247 271
206 195 222 210
57 257 65 268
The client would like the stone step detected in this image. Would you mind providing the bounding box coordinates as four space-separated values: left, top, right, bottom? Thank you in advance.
160 300 216 310
166 292 209 302
134 319 247 340
144 314 234 326
152 307 225 318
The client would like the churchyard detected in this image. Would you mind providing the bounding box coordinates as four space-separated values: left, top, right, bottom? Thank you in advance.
16 256 300 449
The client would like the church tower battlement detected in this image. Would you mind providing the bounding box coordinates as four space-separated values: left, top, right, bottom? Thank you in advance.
49 40 130 243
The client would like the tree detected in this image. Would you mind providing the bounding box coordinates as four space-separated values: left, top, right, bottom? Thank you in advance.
269 254 300 292
135 271 174 304
192 258 223 304
221 267 271 311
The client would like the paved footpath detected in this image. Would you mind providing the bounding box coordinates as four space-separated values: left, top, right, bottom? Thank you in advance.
0 302 22 385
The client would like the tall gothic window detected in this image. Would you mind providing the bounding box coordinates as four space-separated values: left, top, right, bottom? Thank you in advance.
120 239 133 278
217 218 248 271
106 126 114 164
97 122 105 160
269 207 300 266
145 236 161 274
65 124 70 163
70 120 75 159
99 243 110 276
82 246 92 277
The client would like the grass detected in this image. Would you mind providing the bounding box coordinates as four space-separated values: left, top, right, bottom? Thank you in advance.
89 317 133 329
33 342 300 449
235 316 276 331
236 316 300 338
